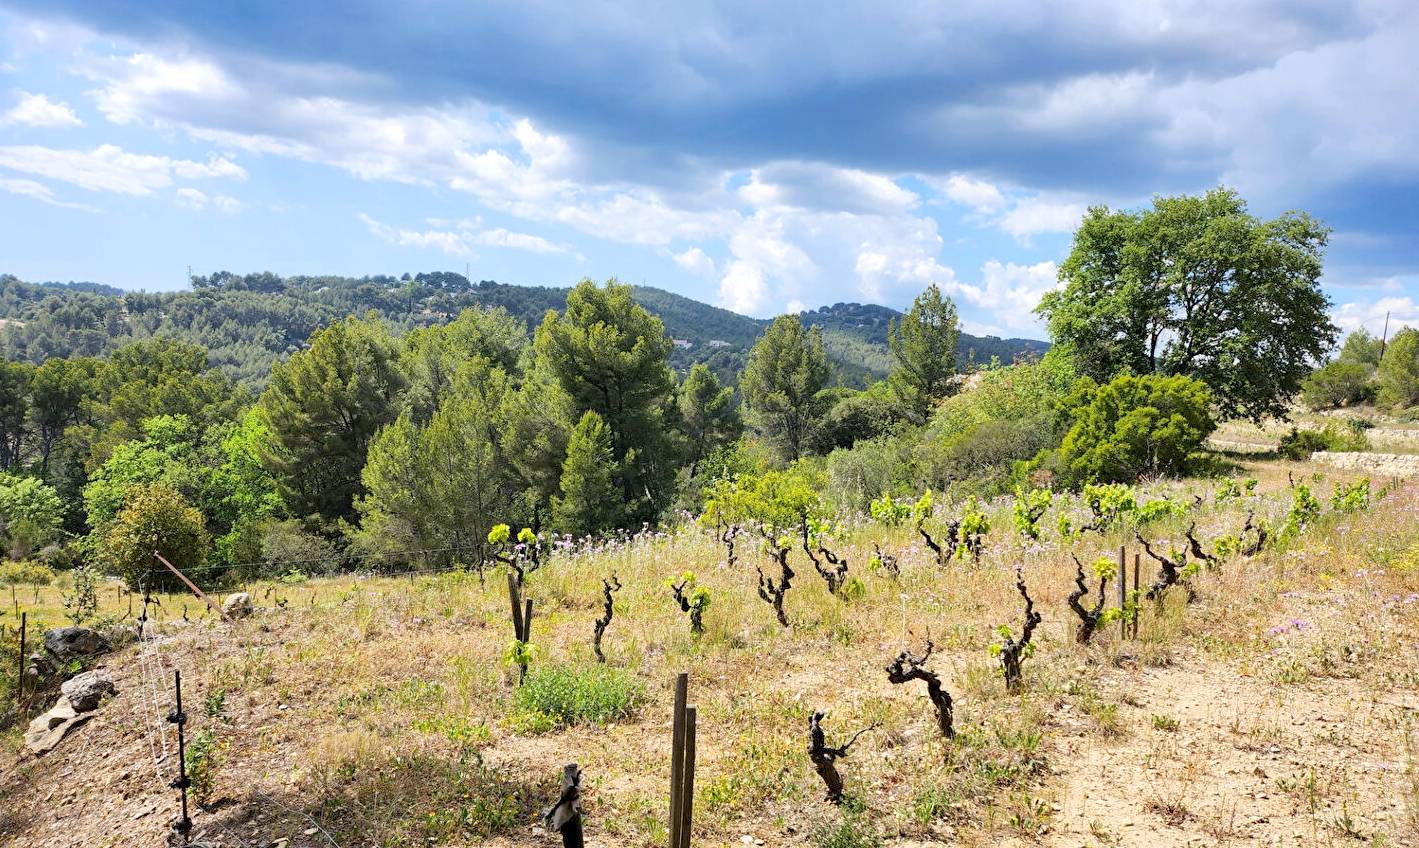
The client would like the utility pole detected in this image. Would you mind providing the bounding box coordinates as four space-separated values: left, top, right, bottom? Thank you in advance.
1380 311 1391 361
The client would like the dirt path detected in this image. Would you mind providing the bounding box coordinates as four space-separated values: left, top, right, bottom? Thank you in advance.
1048 653 1416 847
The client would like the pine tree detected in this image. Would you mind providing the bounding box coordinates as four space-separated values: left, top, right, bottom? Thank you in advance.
888 284 960 421
553 410 623 537
534 279 675 521
741 315 829 461
678 364 740 476
257 314 407 523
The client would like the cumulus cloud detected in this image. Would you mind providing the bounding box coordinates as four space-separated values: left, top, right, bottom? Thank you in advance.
673 247 715 277
2 90 83 127
947 260 1060 334
1334 295 1419 334
740 162 918 215
0 143 244 194
997 197 1087 243
932 174 1006 214
359 213 566 256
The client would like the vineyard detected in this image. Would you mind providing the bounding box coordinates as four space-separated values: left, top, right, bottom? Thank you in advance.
3 448 1418 847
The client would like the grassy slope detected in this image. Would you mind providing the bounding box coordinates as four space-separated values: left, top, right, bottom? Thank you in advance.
3 455 1418 847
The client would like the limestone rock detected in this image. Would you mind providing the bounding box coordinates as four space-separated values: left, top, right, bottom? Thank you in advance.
42 627 110 662
24 696 92 754
61 669 115 712
222 592 253 619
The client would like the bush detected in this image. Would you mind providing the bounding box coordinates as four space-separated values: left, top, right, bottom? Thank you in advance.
0 559 56 586
510 664 644 731
1277 424 1369 460
1050 374 1214 486
101 482 210 591
824 437 915 515
1300 361 1374 410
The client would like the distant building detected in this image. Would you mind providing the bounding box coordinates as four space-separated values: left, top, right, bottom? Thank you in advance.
672 339 693 349
708 339 730 348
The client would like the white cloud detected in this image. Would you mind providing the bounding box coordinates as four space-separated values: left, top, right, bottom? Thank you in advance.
1334 296 1419 335
471 227 565 254
174 187 208 208
947 260 1060 334
997 198 1087 243
740 162 918 215
0 176 96 210
932 173 1006 213
718 260 769 315
359 213 565 256
0 144 244 195
2 91 83 128
673 247 716 277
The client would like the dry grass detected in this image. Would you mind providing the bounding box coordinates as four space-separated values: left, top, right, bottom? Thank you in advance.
2 454 1418 846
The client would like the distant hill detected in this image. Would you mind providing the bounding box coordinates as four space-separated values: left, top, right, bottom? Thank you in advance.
0 272 1048 388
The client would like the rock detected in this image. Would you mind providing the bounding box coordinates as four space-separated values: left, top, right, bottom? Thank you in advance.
222 592 253 619
42 627 110 662
25 696 93 755
61 670 115 712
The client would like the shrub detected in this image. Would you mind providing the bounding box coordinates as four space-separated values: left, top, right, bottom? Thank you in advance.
510 664 643 731
0 560 55 586
101 482 210 591
1301 361 1374 410
1277 424 1369 460
1050 374 1214 486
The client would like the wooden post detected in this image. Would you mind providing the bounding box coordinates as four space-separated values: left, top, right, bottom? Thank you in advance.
668 672 688 848
544 763 584 848
16 611 25 709
678 705 697 848
507 571 524 640
523 597 534 643
153 551 227 621
1117 545 1127 640
1131 553 1141 639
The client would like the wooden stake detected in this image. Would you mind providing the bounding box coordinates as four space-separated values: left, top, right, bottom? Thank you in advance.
668 672 688 848
1131 553 1141 639
1117 545 1127 640
507 571 524 640
153 551 227 621
678 705 698 848
16 611 25 709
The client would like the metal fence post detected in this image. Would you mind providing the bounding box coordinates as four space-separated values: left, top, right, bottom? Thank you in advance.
167 670 193 844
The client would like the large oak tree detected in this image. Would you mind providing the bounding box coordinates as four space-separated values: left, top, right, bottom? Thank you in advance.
1036 188 1335 422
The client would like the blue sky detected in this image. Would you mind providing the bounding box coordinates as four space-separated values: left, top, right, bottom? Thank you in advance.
0 2 1416 339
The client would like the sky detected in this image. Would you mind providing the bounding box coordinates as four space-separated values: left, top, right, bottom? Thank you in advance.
0 1 1416 339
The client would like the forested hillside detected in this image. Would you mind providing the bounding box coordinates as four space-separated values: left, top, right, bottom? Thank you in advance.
0 273 1046 388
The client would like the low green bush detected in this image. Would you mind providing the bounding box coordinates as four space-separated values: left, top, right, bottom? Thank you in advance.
0 559 56 586
511 664 644 731
1277 424 1369 460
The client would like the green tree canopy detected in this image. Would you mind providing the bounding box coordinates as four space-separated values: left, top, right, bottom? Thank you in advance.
102 482 210 591
888 283 961 421
358 358 513 561
741 315 829 461
533 279 676 521
1036 188 1335 422
257 314 407 524
401 306 525 424
552 410 623 537
1376 328 1419 411
677 364 741 477
1337 328 1384 368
